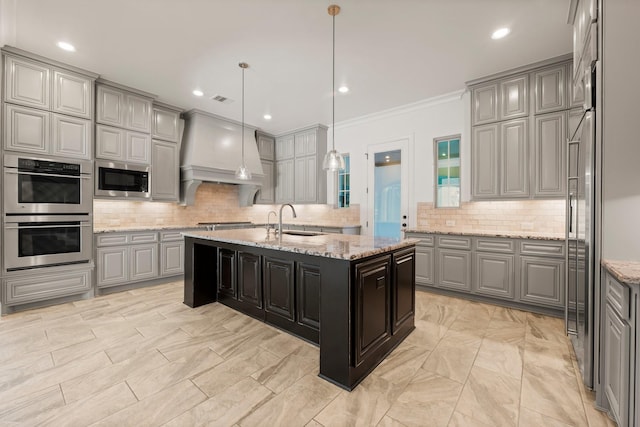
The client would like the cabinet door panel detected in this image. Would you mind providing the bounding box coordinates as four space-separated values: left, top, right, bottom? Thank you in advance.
52 69 92 119
126 131 151 164
97 247 128 287
438 249 471 292
534 65 566 114
392 248 415 334
474 253 515 300
534 112 566 197
97 85 125 127
218 249 237 299
415 245 434 285
304 156 317 202
3 267 91 305
472 83 499 125
160 241 184 276
238 252 262 308
275 135 294 159
264 257 295 321
519 256 564 307
96 125 125 160
471 124 499 198
130 244 158 282
126 94 152 133
275 159 294 203
256 160 275 204
4 56 50 109
152 107 180 142
297 263 321 331
604 304 630 427
257 134 275 160
151 140 179 201
354 256 391 367
51 114 91 159
4 104 49 154
294 157 305 202
501 118 529 197
500 75 528 120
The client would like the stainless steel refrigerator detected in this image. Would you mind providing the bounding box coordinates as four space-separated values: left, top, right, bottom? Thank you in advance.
566 59 599 389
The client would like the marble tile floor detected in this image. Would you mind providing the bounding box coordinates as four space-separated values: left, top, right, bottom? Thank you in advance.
0 281 616 427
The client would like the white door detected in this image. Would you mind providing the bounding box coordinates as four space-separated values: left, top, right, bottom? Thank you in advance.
367 139 409 239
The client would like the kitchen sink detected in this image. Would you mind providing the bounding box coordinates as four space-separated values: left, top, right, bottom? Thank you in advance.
280 230 326 237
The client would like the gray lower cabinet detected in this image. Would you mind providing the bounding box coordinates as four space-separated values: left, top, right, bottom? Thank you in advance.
406 232 565 313
96 229 190 289
601 271 636 427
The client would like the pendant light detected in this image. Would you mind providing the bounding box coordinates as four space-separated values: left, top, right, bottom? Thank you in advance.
235 62 252 180
322 4 346 172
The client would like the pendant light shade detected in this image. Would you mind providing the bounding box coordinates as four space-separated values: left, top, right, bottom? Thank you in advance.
323 4 345 172
235 62 251 180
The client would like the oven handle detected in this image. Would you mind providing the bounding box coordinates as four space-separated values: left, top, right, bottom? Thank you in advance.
5 222 92 230
4 170 91 179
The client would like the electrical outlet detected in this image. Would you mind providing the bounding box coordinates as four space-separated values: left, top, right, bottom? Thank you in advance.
521 222 534 230
445 220 455 226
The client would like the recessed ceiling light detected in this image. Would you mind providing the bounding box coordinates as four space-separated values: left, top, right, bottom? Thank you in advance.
192 89 204 97
57 41 75 52
338 85 349 93
263 114 272 120
491 28 510 40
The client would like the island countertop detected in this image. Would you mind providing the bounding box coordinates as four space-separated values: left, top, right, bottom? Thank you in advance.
182 228 419 260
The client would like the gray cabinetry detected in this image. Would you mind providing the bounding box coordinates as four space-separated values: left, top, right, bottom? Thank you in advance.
471 83 498 125
533 65 566 114
4 104 49 154
52 69 93 119
129 244 158 282
3 55 50 109
471 123 499 198
519 256 564 308
97 246 128 286
500 75 529 120
474 237 515 300
152 105 181 143
415 242 435 286
275 125 327 204
533 111 566 198
96 85 126 127
501 118 529 197
159 231 185 277
438 249 471 292
256 132 275 204
96 124 151 164
151 139 179 201
96 83 152 133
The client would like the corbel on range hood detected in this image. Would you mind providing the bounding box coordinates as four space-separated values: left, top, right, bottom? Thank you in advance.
180 109 264 206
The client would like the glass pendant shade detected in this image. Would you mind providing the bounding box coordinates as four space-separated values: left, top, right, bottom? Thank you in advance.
235 164 251 180
322 149 345 172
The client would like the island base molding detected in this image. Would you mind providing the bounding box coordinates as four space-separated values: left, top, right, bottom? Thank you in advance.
182 236 416 390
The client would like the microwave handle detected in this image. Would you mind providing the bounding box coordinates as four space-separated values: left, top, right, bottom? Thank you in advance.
5 170 91 179
5 222 92 230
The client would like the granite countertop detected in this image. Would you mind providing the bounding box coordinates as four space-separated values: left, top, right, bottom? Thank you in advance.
182 228 419 260
94 225 207 234
404 227 564 241
271 222 361 229
601 259 640 286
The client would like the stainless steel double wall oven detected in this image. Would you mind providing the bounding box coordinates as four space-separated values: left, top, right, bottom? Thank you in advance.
3 154 93 270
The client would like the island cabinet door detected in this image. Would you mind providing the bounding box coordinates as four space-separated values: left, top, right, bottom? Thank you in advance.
218 249 237 299
354 255 392 367
264 257 295 321
392 248 415 335
237 252 262 309
296 263 321 332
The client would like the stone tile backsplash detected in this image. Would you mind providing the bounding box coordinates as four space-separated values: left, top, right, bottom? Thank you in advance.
416 200 565 234
93 182 361 230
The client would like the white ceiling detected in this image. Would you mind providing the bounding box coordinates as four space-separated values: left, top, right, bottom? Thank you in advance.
4 0 572 135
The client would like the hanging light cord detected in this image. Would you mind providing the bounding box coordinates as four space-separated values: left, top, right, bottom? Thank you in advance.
331 10 336 151
241 65 245 165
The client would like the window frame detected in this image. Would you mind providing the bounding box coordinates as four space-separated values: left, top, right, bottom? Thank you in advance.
433 134 461 208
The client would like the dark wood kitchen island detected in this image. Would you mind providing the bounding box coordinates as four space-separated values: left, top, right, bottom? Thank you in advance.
182 228 418 390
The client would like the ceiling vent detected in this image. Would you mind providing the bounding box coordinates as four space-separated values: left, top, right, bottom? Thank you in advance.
210 95 234 104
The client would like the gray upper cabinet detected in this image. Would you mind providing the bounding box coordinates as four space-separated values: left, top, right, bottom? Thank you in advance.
472 123 499 198
500 74 529 120
258 133 275 161
256 132 276 204
52 69 92 119
534 65 566 114
96 83 153 133
567 64 585 109
275 125 327 204
151 139 179 201
4 104 50 154
500 118 529 197
533 111 566 198
151 106 180 143
472 83 499 125
51 113 92 159
96 124 151 165
3 55 50 110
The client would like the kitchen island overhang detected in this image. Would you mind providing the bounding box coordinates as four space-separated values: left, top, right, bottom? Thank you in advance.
182 229 418 390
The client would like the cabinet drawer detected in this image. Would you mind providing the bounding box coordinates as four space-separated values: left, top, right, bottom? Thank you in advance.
475 238 515 253
520 240 565 257
406 234 434 246
129 232 158 244
437 236 472 250
160 231 184 241
606 273 630 320
3 268 91 305
96 234 128 247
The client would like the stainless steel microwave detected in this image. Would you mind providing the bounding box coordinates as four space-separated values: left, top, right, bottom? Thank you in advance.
95 161 150 199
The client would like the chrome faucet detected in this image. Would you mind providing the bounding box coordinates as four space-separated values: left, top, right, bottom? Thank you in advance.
266 210 277 234
278 204 297 235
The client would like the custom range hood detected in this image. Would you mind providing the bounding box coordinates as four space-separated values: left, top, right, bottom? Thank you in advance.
180 109 264 206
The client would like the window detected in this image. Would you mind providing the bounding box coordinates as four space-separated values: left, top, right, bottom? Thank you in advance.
435 136 460 208
337 154 350 208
